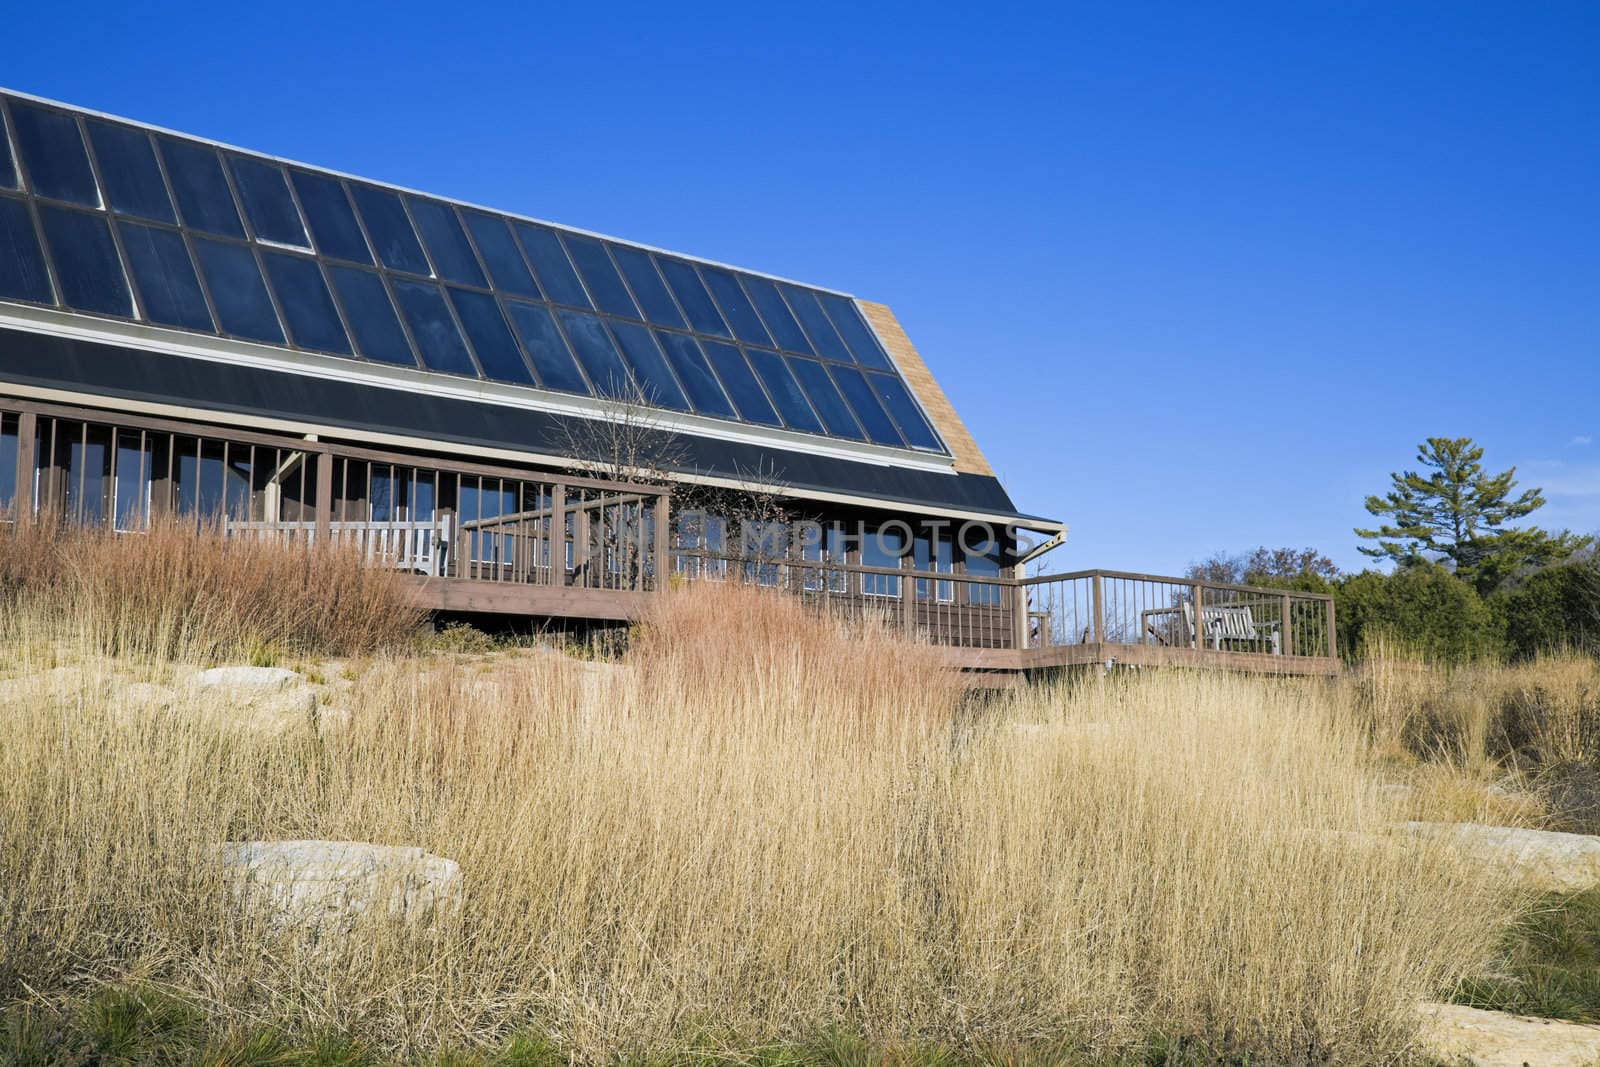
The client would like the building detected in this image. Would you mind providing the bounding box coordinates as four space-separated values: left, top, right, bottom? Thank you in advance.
0 88 1335 673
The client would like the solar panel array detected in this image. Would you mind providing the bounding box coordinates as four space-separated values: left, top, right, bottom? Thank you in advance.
0 93 947 454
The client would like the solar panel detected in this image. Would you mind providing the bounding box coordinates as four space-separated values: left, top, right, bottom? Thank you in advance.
0 91 948 455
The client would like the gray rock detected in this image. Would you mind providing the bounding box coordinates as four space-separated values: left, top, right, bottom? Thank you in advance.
192 666 303 690
1418 1002 1600 1067
220 840 462 930
1402 822 1600 891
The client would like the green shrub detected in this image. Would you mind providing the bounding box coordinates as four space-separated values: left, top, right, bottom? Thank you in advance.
1336 563 1504 663
1496 562 1600 660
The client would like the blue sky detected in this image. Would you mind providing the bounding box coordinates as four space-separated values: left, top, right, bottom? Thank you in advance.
7 1 1595 574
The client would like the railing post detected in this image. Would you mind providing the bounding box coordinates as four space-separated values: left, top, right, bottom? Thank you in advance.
900 553 915 633
313 451 332 547
13 410 35 523
1091 572 1105 645
1191 582 1205 649
1325 596 1338 660
550 482 566 586
653 489 670 594
579 499 598 585
1011 565 1029 651
1280 593 1293 657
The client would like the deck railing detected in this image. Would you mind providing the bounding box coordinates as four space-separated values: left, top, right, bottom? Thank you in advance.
669 555 1336 665
1021 570 1335 660
0 396 1336 670
3 398 670 597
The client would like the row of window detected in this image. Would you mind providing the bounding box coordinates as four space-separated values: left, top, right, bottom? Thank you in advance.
0 94 945 453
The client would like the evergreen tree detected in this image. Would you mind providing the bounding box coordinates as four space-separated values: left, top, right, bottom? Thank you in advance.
1356 436 1589 594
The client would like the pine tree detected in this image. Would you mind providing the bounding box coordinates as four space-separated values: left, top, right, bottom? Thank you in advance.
1356 436 1589 594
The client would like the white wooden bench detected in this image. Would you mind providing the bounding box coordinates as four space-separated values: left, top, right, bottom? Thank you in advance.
1182 601 1280 655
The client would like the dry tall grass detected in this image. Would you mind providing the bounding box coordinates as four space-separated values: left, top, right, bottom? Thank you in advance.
1351 637 1600 830
0 569 1517 1062
0 517 425 660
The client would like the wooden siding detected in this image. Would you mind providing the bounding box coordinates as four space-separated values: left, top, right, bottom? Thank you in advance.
855 300 994 477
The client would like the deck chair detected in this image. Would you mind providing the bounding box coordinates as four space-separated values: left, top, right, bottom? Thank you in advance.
1182 602 1281 655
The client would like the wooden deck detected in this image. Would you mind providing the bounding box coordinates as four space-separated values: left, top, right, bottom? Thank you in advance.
2 395 1340 678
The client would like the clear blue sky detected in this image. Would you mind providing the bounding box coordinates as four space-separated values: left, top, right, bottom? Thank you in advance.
8 1 1596 575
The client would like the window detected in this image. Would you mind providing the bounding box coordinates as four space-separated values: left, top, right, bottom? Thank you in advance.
158 137 244 238
701 342 779 426
113 429 152 532
89 122 175 223
655 331 735 418
963 537 1006 606
818 293 893 370
556 309 634 400
0 195 55 305
457 476 517 566
701 267 771 347
861 524 905 598
800 522 848 593
369 465 435 522
741 520 788 587
0 415 17 516
191 238 283 343
869 373 942 451
609 320 688 410
391 278 476 375
513 223 590 308
261 251 351 356
229 157 306 247
780 283 852 362
656 258 729 337
740 274 811 354
609 245 684 328
915 531 955 602
745 349 823 434
461 211 537 297
11 102 99 206
118 221 212 331
292 171 371 264
351 184 431 275
172 438 249 522
327 265 415 367
62 422 113 526
406 197 484 286
38 205 132 317
828 365 903 447
788 358 863 439
674 511 726 580
503 299 588 394
562 235 637 318
449 288 532 384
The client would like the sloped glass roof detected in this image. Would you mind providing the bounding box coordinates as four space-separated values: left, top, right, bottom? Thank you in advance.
0 92 947 455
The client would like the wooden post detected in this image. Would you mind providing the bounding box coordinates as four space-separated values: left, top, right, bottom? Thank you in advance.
313 451 332 546
574 505 589 588
653 489 670 594
13 410 35 523
900 553 915 633
1325 597 1338 660
1010 564 1029 651
1280 593 1293 657
1191 582 1205 649
1091 572 1105 645
550 482 566 585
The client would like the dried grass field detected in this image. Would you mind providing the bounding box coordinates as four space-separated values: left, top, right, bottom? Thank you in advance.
4 523 1593 1064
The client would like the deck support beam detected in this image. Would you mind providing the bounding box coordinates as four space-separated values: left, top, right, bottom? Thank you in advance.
313 451 332 545
13 410 35 522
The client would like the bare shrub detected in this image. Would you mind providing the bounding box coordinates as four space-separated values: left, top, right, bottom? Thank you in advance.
0 516 425 660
